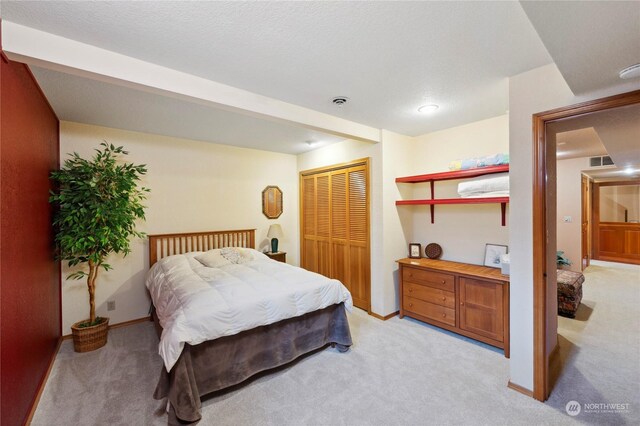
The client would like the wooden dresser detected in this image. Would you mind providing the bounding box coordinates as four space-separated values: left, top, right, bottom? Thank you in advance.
398 258 510 357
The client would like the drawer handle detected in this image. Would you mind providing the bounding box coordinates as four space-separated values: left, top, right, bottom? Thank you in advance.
442 296 446 301
409 303 413 308
409 288 413 292
441 280 446 284
442 314 446 318
460 302 464 306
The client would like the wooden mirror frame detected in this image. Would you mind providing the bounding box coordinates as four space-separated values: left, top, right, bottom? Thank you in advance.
262 186 283 219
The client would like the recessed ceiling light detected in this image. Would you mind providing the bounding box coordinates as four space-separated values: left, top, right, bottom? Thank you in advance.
418 104 439 114
306 140 317 147
619 63 640 80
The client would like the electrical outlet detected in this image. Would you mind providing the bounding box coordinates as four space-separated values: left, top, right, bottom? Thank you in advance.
107 300 116 311
563 216 572 223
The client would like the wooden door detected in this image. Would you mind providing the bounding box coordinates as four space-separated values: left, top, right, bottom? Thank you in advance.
458 277 504 342
345 166 369 308
315 173 332 277
301 175 318 273
300 159 370 311
330 171 349 288
581 175 590 270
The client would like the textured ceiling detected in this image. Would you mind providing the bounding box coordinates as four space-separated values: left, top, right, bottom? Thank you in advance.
30 66 345 155
1 1 552 137
520 1 640 94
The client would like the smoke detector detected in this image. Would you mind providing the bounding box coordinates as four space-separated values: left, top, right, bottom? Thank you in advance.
331 96 349 106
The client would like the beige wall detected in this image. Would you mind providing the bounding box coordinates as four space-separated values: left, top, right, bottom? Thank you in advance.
409 115 510 265
509 64 576 391
60 121 299 332
508 63 634 391
380 130 415 313
556 157 590 272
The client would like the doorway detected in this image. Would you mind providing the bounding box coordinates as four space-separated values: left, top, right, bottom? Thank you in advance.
532 90 640 401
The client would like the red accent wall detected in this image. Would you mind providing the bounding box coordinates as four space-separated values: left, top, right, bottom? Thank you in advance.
0 54 61 425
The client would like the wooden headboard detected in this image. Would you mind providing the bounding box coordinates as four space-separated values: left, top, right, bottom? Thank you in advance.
148 229 256 266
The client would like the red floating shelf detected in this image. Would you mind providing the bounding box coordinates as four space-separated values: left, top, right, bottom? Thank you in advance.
395 165 509 226
395 164 509 183
396 197 509 206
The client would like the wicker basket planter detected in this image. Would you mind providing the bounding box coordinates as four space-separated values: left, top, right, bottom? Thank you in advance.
71 317 109 352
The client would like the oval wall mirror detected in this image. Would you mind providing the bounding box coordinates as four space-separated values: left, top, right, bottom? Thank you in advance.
262 186 283 219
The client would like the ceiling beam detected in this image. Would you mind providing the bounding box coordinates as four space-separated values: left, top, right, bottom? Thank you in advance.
1 21 381 143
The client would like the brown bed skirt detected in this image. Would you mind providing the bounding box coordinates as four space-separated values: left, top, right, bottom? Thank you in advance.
152 303 352 423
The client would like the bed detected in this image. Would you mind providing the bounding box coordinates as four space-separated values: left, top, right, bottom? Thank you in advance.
146 229 353 424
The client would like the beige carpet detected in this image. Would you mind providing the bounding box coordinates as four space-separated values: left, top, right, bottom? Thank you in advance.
32 262 639 425
546 261 640 424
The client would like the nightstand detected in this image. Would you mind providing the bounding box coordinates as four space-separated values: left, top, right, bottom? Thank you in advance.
265 251 286 263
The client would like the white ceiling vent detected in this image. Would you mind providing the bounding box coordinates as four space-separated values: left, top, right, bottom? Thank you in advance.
331 96 349 106
589 155 614 167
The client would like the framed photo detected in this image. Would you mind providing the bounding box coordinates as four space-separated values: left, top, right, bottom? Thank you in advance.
484 244 508 268
409 243 422 259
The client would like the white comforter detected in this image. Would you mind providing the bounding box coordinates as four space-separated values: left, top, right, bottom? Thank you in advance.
146 252 353 371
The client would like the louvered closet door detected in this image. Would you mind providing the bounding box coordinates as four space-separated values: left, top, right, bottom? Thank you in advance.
301 160 370 311
302 175 318 273
331 172 349 286
346 166 369 309
315 173 332 277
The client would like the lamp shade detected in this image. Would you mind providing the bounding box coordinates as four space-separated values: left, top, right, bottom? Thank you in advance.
267 224 284 239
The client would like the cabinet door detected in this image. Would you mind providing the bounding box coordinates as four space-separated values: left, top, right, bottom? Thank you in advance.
459 277 504 342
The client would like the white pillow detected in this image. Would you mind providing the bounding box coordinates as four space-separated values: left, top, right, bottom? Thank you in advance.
238 247 270 262
220 247 243 263
194 249 232 268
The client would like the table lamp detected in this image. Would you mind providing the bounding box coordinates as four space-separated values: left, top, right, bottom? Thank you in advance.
267 224 283 253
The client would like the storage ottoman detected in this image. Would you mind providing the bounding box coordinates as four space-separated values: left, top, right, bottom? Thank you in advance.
557 269 584 318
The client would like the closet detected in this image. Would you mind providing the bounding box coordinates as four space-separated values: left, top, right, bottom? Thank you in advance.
300 158 370 311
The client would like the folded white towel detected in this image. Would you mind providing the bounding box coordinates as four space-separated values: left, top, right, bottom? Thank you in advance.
461 190 509 198
458 173 509 197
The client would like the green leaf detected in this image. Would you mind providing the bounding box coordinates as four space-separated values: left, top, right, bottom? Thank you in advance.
49 142 150 290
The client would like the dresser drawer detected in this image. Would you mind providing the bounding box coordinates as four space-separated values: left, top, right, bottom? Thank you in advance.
403 267 455 292
403 295 456 327
404 282 455 309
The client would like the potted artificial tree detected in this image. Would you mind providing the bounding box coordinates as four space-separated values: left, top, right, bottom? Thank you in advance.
50 142 149 352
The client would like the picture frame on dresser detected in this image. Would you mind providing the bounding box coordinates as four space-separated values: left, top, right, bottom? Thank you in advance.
484 244 508 268
409 243 422 258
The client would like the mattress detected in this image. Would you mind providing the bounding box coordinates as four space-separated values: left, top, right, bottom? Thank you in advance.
145 249 353 371
458 173 509 198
